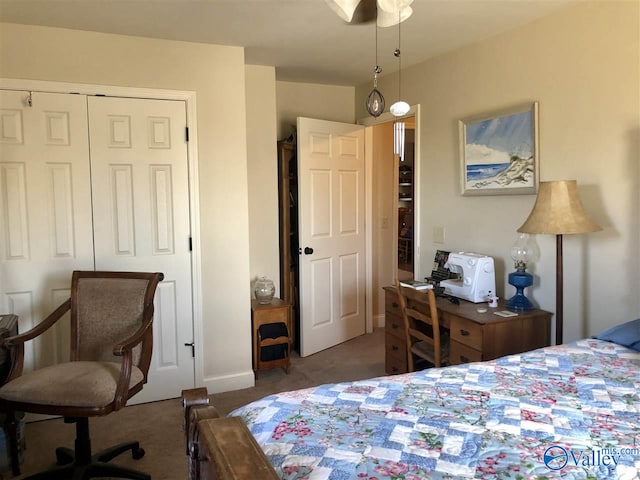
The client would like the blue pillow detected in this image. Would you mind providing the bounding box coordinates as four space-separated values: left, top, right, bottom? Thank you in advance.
593 318 640 352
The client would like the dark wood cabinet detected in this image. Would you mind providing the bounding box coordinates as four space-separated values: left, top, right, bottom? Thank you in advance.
277 140 299 351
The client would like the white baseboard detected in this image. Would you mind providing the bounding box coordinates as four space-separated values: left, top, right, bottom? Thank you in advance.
202 369 255 394
373 313 385 329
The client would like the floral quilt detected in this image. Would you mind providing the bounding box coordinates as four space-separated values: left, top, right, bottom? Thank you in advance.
230 340 640 479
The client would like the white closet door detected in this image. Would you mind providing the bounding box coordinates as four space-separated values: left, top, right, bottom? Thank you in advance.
87 96 194 402
0 90 94 370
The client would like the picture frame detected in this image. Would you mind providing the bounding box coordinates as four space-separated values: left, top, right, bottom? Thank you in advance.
459 102 539 196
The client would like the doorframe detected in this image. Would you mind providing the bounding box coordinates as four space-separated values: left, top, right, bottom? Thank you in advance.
0 78 204 390
358 105 421 332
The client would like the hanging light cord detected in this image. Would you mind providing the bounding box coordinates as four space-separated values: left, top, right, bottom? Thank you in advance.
396 8 402 101
374 15 381 82
390 4 410 117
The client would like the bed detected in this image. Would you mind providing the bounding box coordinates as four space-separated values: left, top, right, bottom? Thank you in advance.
183 334 640 480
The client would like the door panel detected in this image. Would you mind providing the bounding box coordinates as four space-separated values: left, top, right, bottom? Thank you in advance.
0 90 94 370
88 96 194 402
297 117 365 356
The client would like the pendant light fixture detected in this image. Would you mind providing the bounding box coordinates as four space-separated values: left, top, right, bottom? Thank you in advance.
390 4 409 161
365 19 385 118
394 120 405 160
389 5 410 118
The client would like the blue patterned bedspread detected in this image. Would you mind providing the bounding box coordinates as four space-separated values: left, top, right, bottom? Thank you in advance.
230 340 640 479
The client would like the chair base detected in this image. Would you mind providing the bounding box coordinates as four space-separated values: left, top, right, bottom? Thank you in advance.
23 417 149 480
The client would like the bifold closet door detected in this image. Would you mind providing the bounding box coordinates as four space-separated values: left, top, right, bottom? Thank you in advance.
0 90 95 370
87 96 195 402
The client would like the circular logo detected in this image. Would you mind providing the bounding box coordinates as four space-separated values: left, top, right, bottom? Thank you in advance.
544 445 569 470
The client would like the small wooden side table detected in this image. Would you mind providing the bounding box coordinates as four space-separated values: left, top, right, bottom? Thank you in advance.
250 299 291 377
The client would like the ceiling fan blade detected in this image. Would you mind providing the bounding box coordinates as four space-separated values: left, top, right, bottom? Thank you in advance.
376 0 414 27
350 0 377 24
325 0 412 26
324 0 361 22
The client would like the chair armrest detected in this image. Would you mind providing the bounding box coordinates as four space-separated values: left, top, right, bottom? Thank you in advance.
3 298 71 348
3 298 71 382
110 304 155 409
111 307 154 356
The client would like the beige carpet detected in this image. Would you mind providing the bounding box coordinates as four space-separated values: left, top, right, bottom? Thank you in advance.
9 327 385 479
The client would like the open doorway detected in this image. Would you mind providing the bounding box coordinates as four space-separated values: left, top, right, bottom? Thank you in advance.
362 109 419 286
397 125 415 281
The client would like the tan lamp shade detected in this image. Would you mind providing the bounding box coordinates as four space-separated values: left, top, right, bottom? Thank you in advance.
518 180 602 235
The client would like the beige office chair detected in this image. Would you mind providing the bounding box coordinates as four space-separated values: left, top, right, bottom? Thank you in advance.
0 270 163 479
395 279 449 371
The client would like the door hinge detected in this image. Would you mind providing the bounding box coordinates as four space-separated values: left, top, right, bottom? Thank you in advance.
189 236 192 252
185 126 189 142
184 342 195 358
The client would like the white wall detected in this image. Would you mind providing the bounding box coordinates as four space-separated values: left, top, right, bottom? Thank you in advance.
245 65 280 298
0 23 255 392
276 81 355 140
356 0 640 341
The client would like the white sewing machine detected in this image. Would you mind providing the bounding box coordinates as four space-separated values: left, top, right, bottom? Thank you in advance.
441 252 496 303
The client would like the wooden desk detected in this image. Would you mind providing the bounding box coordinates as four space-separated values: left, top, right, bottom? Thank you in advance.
383 286 551 374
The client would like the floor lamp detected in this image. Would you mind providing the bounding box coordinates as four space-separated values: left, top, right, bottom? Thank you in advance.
517 180 601 345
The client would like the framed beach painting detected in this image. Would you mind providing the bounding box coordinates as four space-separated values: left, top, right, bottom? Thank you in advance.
459 102 539 196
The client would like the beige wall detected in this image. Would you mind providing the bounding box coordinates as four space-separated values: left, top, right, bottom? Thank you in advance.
371 122 396 325
276 81 355 140
246 65 280 297
0 23 254 392
356 0 640 341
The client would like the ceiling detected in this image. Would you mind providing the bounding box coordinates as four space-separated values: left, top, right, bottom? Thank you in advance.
0 0 579 86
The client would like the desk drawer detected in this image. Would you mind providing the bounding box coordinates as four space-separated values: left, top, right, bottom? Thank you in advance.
449 340 482 365
253 307 288 326
385 290 402 316
385 312 405 339
450 317 483 350
386 289 433 318
385 344 407 375
385 332 406 358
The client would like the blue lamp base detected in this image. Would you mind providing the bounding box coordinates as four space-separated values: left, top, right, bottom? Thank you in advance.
506 270 534 311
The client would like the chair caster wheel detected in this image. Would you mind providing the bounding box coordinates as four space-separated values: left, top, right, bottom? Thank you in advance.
132 447 145 460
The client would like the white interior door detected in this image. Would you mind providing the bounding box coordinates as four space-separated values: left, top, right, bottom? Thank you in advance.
0 90 94 371
87 96 194 402
297 117 366 357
